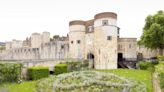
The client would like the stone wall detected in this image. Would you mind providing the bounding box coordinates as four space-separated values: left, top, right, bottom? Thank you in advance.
0 40 69 60
39 40 69 60
118 38 137 59
0 48 40 60
137 45 158 59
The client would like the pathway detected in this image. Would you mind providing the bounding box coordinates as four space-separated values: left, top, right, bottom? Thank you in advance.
153 73 162 92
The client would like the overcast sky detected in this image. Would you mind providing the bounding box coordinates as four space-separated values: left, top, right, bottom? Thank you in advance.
0 0 164 42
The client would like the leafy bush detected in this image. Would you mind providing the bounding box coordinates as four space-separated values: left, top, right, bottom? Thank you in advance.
0 62 22 83
137 61 155 72
66 60 89 72
157 55 164 61
159 72 164 88
54 64 67 75
28 66 49 80
66 62 81 72
155 62 164 89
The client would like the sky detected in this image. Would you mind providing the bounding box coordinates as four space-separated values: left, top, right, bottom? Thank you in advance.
0 0 164 42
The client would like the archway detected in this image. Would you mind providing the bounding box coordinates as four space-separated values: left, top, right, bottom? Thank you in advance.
87 53 94 68
87 53 94 60
118 53 123 62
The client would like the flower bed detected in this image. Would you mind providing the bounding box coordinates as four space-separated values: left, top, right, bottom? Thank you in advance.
52 71 146 92
36 70 148 92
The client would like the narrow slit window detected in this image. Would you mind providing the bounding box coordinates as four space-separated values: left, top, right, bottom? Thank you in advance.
71 41 73 44
102 20 108 26
107 36 112 40
77 40 81 44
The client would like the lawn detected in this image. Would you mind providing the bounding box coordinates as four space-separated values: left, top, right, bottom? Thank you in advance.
0 69 153 92
0 81 37 92
98 69 153 92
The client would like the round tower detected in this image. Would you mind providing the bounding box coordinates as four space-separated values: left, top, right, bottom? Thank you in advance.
42 31 50 44
69 20 86 59
93 12 119 69
31 33 42 48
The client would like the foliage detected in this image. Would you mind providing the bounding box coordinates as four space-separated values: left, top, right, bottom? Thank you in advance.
66 61 81 72
36 70 152 92
159 72 164 88
0 45 5 50
66 60 89 72
0 62 22 83
98 69 153 92
0 81 37 92
155 62 164 89
157 55 164 61
36 76 56 92
139 10 164 54
137 61 158 72
28 66 49 80
54 64 67 75
52 71 146 92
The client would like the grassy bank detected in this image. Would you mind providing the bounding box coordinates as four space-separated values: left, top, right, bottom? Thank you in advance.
98 69 153 92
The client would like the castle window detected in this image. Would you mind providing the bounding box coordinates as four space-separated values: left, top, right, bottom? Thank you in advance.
36 48 39 51
88 26 93 32
129 44 132 48
107 36 112 40
61 45 64 49
71 41 73 44
102 20 108 26
77 40 80 44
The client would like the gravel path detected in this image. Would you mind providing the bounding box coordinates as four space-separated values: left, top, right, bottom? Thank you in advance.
153 73 162 92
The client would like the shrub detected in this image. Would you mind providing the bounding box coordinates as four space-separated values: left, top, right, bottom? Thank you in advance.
66 62 81 72
157 55 164 61
159 72 164 88
54 64 67 75
0 62 22 83
81 60 89 68
28 66 49 80
137 61 155 72
66 60 89 72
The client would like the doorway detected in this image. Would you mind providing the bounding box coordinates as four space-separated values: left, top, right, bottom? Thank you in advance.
87 53 94 68
118 53 123 62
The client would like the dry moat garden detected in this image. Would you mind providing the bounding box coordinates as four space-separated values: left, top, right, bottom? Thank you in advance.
0 56 164 92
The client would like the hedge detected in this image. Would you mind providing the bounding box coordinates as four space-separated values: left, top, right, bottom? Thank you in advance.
137 61 157 72
66 60 89 72
54 64 67 75
0 62 22 83
28 66 49 80
157 55 164 61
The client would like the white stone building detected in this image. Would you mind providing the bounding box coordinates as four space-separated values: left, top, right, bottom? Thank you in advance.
0 12 163 69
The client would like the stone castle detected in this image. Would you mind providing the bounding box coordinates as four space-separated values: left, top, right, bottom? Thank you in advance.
0 12 162 69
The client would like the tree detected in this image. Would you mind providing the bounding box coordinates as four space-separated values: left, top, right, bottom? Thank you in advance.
139 10 164 55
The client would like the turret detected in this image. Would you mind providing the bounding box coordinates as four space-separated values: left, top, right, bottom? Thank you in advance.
93 12 119 69
69 20 86 59
31 33 42 48
42 31 50 44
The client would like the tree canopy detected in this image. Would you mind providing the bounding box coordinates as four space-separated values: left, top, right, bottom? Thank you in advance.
139 10 164 54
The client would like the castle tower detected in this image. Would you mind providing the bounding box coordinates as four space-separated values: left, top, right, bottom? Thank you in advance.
31 33 42 48
69 20 86 59
42 31 50 44
93 12 119 69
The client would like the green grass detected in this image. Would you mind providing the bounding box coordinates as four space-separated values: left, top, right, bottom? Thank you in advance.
98 69 153 92
0 81 37 92
0 69 153 92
